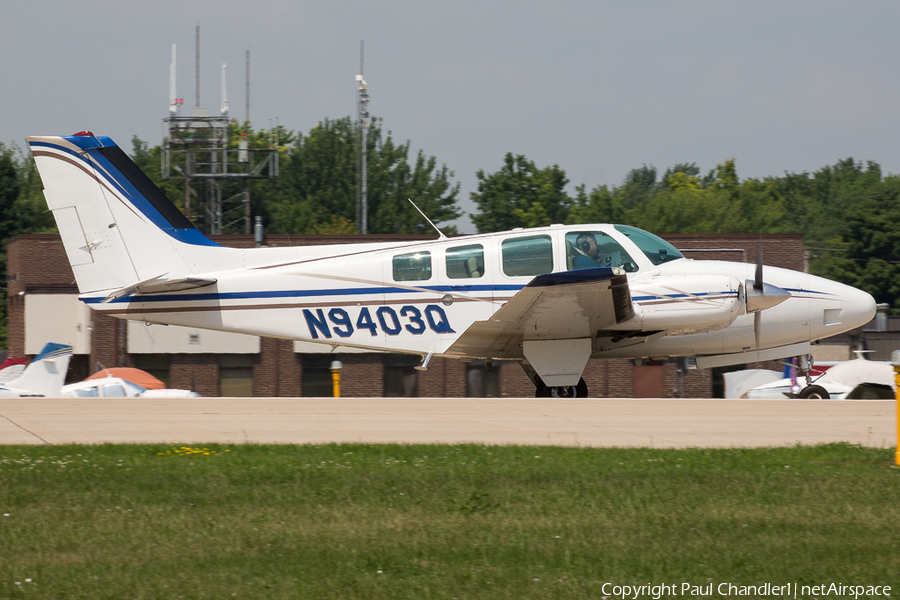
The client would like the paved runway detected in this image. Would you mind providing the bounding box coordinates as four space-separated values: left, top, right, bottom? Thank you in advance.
0 397 895 448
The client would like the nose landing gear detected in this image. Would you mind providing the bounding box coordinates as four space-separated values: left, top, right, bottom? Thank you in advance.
795 354 830 399
797 384 829 399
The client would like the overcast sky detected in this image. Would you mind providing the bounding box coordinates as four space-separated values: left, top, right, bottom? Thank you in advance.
3 1 899 232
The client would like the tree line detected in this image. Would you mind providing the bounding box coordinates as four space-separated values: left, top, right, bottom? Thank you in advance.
472 153 900 316
1 117 898 348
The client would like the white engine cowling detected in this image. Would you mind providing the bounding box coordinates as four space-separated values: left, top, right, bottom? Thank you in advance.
630 273 744 335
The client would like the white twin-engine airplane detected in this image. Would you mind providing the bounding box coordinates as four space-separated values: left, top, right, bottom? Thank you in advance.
29 133 876 398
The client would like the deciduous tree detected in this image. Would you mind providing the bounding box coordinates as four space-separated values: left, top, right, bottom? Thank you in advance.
470 153 571 232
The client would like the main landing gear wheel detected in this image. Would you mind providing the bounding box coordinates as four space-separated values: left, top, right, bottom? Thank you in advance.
798 385 829 399
535 378 589 398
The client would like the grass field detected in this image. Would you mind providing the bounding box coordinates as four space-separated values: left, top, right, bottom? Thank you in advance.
0 442 897 599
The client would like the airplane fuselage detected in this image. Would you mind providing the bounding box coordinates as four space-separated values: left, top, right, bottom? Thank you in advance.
80 223 874 363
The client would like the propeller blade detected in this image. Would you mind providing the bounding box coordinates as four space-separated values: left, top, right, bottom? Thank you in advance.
754 311 761 349
754 237 763 291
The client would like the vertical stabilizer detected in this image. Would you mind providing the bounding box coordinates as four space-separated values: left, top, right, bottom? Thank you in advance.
29 134 220 295
4 343 72 397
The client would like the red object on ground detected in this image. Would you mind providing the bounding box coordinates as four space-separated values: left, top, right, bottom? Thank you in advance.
86 367 165 390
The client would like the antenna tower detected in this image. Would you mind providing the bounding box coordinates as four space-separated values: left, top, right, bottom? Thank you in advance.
245 49 250 124
356 40 370 235
195 25 200 108
162 29 278 235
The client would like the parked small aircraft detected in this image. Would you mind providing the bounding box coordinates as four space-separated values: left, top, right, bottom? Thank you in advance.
28 133 877 397
740 354 896 400
61 376 200 399
0 343 73 398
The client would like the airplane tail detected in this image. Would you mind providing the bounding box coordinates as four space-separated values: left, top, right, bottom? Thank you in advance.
28 133 222 296
5 343 73 397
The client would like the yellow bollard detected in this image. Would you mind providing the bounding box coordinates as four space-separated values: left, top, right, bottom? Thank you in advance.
892 351 900 466
331 360 343 398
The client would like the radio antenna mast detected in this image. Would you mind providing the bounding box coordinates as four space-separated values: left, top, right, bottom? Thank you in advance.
220 63 228 117
356 40 370 234
169 44 178 114
245 50 250 124
195 25 200 108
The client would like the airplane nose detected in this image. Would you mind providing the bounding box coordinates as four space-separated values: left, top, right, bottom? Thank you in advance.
807 275 876 340
837 284 876 331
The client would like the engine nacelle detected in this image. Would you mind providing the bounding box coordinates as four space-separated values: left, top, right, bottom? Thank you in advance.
630 273 744 335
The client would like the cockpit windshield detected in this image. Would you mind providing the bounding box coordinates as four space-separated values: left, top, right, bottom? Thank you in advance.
614 225 684 266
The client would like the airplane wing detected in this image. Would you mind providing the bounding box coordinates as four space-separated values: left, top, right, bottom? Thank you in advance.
444 267 634 360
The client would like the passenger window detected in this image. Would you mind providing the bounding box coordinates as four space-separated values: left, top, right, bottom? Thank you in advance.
502 235 553 277
76 387 99 397
102 383 127 397
446 244 484 279
392 251 432 281
565 231 638 272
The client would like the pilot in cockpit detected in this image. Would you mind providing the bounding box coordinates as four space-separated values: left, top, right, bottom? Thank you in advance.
573 233 602 269
569 231 635 271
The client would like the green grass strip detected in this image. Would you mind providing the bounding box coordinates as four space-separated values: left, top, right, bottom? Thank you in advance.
0 443 897 599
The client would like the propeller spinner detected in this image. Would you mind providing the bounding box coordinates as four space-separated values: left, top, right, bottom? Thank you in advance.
745 238 791 348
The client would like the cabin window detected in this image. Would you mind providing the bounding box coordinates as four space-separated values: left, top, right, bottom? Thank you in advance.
393 251 432 282
446 244 484 279
614 225 684 266
102 383 127 398
501 235 553 277
565 231 639 272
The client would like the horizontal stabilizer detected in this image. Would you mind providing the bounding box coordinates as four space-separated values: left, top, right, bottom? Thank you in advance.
104 274 217 303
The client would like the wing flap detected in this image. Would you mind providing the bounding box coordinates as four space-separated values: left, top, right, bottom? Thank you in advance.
445 267 632 359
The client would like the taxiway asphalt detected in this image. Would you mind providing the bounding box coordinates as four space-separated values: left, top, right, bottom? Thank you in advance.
0 397 895 448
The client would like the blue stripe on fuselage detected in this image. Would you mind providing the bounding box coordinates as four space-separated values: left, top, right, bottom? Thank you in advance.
81 284 526 304
78 281 832 307
783 288 834 297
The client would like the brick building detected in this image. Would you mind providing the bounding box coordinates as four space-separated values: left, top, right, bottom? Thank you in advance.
6 232 809 398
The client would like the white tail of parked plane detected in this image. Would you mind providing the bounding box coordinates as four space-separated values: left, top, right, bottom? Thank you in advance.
0 343 73 398
29 132 876 398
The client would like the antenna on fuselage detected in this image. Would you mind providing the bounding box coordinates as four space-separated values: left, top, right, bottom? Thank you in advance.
408 198 447 240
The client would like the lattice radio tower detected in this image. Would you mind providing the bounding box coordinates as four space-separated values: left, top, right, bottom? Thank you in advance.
162 27 278 235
